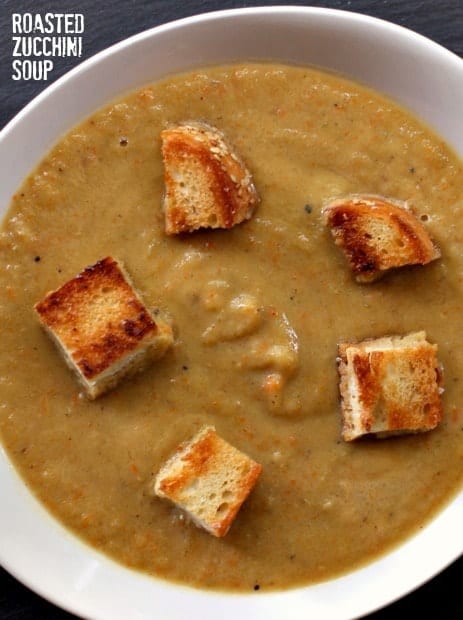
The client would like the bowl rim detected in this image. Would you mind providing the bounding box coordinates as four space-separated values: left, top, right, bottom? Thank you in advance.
1 6 463 620
3 4 463 136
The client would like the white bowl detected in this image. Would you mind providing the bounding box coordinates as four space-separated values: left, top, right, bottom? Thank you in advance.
1 7 462 620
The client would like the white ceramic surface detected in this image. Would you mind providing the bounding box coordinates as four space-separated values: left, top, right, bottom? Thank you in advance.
1 7 463 620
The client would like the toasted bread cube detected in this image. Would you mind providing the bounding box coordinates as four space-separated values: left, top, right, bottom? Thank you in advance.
34 256 173 399
161 122 259 235
338 331 443 441
323 195 440 282
154 426 262 537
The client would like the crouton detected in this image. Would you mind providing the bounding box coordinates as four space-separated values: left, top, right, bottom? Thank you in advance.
161 122 259 234
154 425 262 537
34 256 173 399
323 195 440 282
337 331 443 441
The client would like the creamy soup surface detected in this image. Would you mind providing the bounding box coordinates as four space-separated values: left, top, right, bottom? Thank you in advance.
2 63 463 592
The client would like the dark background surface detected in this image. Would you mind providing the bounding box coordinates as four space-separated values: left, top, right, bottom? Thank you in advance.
1 0 462 618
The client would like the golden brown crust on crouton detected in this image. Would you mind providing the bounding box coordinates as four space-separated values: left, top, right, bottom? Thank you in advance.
35 257 173 398
161 122 259 235
338 332 443 441
154 426 262 537
323 195 440 282
35 258 156 379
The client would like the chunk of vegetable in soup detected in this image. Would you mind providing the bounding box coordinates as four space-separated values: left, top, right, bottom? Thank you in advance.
1 63 463 592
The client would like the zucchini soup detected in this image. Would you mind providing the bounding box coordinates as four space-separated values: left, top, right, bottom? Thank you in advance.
1 63 463 592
